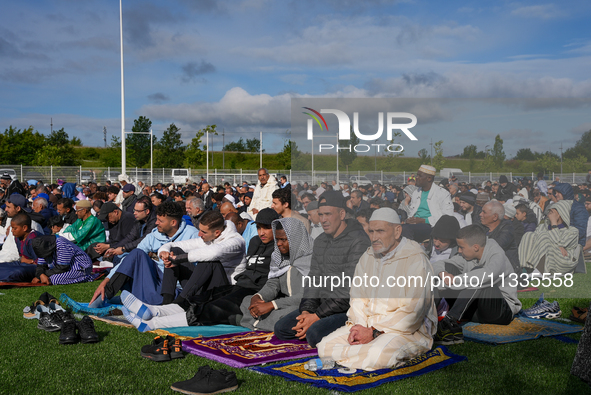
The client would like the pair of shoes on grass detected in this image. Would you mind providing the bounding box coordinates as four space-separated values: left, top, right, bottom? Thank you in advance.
23 292 64 319
59 316 100 345
171 366 238 395
141 335 184 362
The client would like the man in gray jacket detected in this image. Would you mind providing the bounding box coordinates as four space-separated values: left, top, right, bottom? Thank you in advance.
432 225 521 344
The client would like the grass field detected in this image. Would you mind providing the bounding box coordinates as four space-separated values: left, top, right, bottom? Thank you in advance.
1 266 590 395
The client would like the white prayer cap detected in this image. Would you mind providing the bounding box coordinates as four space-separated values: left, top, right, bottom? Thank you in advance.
470 188 478 194
369 208 401 224
418 165 436 176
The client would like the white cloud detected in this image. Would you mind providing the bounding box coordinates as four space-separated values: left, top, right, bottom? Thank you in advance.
510 4 567 19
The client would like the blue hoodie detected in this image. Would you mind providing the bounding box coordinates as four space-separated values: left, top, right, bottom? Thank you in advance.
553 183 589 246
61 183 78 201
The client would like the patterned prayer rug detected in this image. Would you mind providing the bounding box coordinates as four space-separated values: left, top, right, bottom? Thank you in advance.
251 346 466 392
182 331 318 368
462 317 583 344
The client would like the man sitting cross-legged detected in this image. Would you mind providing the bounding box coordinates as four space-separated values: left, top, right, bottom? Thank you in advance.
88 201 199 307
317 208 437 371
119 208 279 330
158 210 246 306
431 225 522 345
273 191 371 347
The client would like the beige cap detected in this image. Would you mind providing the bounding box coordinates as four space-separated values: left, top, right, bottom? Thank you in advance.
76 200 91 209
418 165 436 176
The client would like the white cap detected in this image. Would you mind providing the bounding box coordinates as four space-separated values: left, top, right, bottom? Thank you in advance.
369 208 401 224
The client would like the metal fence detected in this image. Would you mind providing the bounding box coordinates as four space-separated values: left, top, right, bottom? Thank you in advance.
0 165 588 186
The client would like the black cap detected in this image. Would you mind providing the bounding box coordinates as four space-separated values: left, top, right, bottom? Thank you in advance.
32 235 57 261
459 192 476 206
254 208 280 225
431 215 460 240
318 191 345 209
98 202 120 221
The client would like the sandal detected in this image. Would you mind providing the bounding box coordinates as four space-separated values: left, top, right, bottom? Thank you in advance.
569 306 588 323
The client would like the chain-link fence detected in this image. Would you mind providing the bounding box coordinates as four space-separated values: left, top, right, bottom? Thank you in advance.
0 165 588 186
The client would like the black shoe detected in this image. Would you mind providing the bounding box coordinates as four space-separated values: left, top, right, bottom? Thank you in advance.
78 316 99 344
434 316 464 345
167 336 185 359
141 336 171 362
59 320 81 345
171 368 238 395
37 312 62 332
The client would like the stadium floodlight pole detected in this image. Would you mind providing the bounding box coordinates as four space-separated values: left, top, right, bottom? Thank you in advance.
336 131 339 188
260 131 263 168
120 0 126 176
206 130 209 181
150 129 153 186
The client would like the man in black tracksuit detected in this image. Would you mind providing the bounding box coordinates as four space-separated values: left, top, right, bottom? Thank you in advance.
274 191 371 347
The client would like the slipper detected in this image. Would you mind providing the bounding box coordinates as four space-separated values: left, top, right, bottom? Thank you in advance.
23 302 65 319
569 306 588 323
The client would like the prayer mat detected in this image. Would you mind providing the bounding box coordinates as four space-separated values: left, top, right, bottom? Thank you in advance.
182 331 318 368
462 316 583 344
0 282 49 288
250 346 466 393
151 325 250 341
91 315 134 328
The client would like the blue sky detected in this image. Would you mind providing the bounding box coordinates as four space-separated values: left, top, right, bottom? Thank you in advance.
1 0 591 156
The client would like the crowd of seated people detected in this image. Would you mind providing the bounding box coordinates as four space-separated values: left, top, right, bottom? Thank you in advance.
0 166 589 372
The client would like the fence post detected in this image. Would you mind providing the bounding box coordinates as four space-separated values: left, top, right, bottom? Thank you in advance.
469 171 471 183
20 164 22 180
50 166 53 183
215 168 217 185
403 171 405 181
573 173 575 183
510 172 512 182
240 169 243 184
552 172 555 181
162 168 164 183
79 165 82 184
381 170 383 184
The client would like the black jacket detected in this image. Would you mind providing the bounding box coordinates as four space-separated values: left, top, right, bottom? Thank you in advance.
299 219 371 319
106 211 137 245
111 209 157 251
63 210 78 225
121 193 138 214
234 235 274 290
469 204 483 226
495 183 518 202
485 219 519 270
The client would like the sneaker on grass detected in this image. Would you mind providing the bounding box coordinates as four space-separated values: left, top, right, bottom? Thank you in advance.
171 368 238 395
59 320 80 345
141 336 171 362
78 316 100 344
434 315 464 345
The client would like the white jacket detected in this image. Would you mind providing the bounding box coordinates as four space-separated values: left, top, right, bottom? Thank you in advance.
158 220 246 284
247 175 279 219
408 184 454 226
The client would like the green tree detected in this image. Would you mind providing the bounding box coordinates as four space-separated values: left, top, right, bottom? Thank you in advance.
387 131 404 158
100 136 122 167
44 128 80 166
154 123 185 168
0 126 47 165
491 134 506 169
276 140 295 170
432 140 445 170
563 154 587 173
70 136 82 146
224 138 247 152
246 138 263 153
514 148 536 161
418 148 430 164
184 125 217 168
339 129 359 172
47 128 70 146
461 144 478 159
127 116 153 167
535 152 559 173
564 130 591 162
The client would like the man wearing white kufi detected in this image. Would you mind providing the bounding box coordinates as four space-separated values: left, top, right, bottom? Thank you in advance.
317 208 437 371
403 165 454 242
